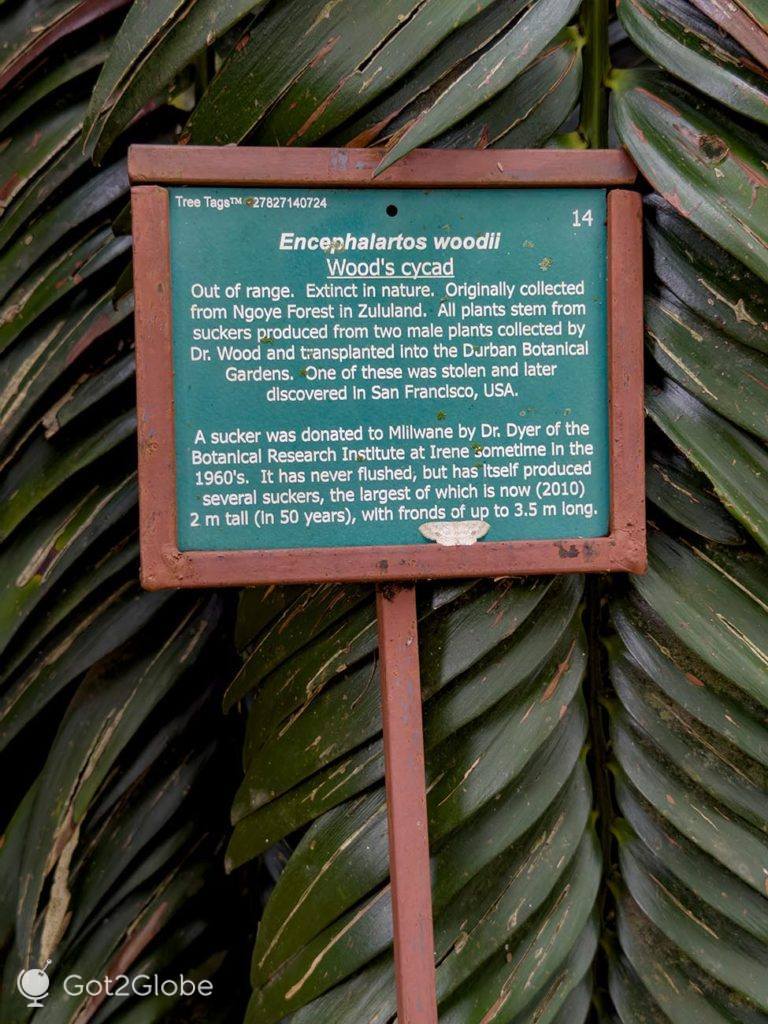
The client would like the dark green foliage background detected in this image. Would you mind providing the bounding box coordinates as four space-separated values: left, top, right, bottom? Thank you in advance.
0 1 767 1021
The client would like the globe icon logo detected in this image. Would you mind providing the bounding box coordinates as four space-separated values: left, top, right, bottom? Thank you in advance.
17 960 52 1009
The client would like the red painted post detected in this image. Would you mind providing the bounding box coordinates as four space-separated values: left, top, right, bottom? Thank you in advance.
376 583 438 1024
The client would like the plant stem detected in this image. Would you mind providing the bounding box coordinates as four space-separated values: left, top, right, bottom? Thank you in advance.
194 47 215 104
579 0 610 148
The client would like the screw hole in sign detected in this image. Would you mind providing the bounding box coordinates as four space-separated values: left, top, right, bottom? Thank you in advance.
386 204 398 217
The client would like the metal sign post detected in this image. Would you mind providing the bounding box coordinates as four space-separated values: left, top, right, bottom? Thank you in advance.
377 583 437 1023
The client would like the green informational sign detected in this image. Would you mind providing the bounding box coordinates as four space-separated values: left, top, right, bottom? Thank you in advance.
168 186 609 551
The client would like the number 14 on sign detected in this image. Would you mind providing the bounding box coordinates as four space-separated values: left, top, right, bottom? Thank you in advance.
572 208 594 227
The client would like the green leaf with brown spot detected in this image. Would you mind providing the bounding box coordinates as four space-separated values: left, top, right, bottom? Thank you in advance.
612 69 768 283
618 0 768 124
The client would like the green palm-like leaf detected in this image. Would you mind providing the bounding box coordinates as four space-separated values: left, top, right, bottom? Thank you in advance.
5 2 768 1023
335 0 556 147
607 18 768 1024
647 378 768 551
0 1 129 92
646 443 743 545
0 582 173 752
0 289 133 453
230 577 598 1022
0 37 111 136
645 290 768 442
0 408 137 541
432 28 584 149
0 159 129 299
377 0 581 170
607 529 768 1021
1 16 243 1021
0 101 90 215
0 472 137 659
188 0 507 147
645 194 768 355
0 229 130 357
611 69 768 283
618 0 768 124
14 596 220 963
83 0 272 160
687 0 768 69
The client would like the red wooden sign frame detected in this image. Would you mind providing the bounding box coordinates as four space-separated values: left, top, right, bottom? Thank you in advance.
130 145 644 1024
129 145 645 590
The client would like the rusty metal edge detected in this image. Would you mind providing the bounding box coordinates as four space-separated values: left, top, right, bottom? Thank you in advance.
607 189 646 574
132 185 179 590
128 145 638 187
377 584 438 1024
